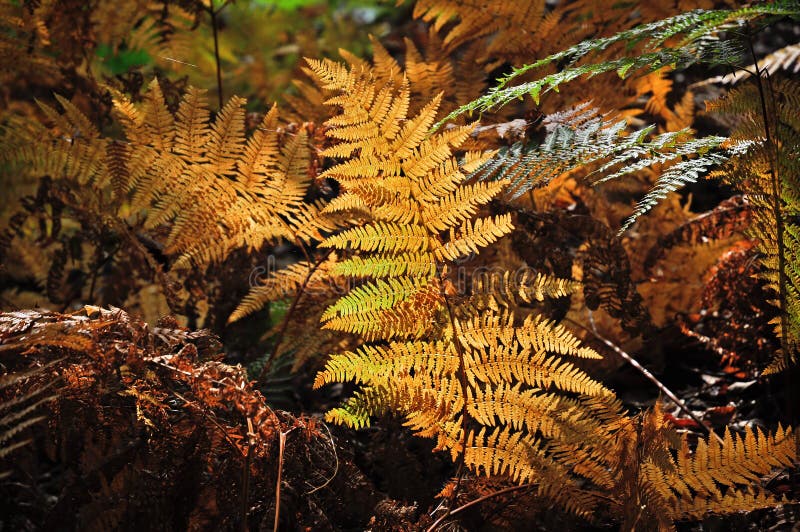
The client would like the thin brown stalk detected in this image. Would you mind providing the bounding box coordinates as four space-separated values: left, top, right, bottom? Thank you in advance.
426 483 534 532
746 25 790 367
273 428 295 532
257 249 334 384
440 287 470 512
240 417 255 532
567 314 723 445
208 2 224 110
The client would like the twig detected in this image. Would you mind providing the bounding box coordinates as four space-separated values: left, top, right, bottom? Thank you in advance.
240 417 254 532
567 313 723 445
273 427 297 532
426 483 534 532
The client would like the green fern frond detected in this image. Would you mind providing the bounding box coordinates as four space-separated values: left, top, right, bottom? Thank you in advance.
435 2 800 128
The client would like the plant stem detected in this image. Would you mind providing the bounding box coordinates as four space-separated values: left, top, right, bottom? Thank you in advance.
209 2 224 110
440 287 470 511
240 417 254 532
747 27 790 368
257 249 334 384
273 426 297 532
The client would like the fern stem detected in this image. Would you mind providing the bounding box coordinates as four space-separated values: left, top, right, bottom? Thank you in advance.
257 249 334 385
441 289 470 512
747 26 790 366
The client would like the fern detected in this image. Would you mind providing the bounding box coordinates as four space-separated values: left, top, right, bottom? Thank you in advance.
699 41 800 86
707 78 800 371
644 195 752 274
435 2 800 128
1 80 334 270
308 58 647 516
614 404 797 530
112 81 335 267
2 1 798 528
304 50 797 524
611 137 741 233
0 361 58 478
467 102 731 211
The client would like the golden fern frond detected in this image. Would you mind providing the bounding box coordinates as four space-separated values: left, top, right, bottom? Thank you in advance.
320 276 430 323
463 426 539 480
7 78 333 273
141 79 176 151
523 271 581 302
332 252 437 278
313 60 512 337
421 180 507 232
324 383 418 430
461 340 605 397
322 222 431 254
672 488 786 522
675 425 795 492
404 33 457 113
290 8 800 528
286 26 486 126
109 80 333 268
472 269 580 309
408 0 548 55
456 310 601 360
466 384 616 447
320 277 443 340
458 424 602 519
367 35 402 85
434 214 514 262
321 192 370 215
639 421 796 523
608 402 798 529
170 131 333 267
1 96 109 188
317 302 611 496
314 340 458 389
310 56 639 517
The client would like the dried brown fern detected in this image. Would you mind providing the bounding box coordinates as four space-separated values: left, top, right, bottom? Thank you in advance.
0 306 362 530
